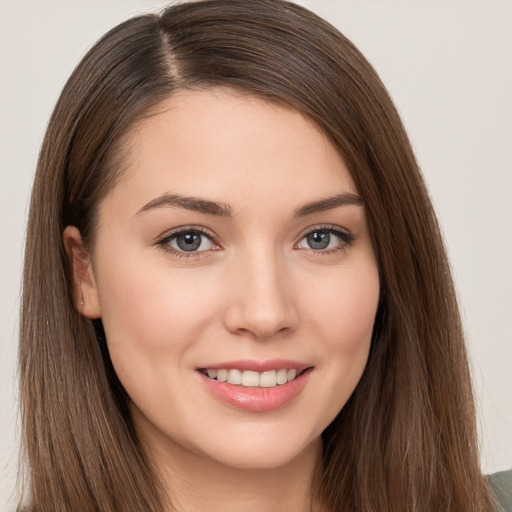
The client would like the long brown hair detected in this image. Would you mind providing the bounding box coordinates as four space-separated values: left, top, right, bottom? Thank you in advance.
19 1 494 510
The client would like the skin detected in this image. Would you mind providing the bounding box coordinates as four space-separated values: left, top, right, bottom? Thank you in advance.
64 88 380 512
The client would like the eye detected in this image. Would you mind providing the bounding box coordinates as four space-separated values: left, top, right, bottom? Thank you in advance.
157 228 218 255
296 227 354 252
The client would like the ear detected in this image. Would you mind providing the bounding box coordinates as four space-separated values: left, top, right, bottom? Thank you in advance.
63 226 101 319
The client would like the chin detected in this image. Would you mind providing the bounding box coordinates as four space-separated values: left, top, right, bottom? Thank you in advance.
197 429 322 471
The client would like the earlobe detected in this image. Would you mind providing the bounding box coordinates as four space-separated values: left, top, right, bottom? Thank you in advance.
63 226 102 319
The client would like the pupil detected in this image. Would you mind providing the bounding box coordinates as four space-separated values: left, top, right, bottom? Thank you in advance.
177 232 201 251
307 231 330 250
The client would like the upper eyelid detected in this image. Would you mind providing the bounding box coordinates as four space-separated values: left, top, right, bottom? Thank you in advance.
154 227 220 258
297 224 353 240
155 225 218 245
295 225 356 252
154 224 354 249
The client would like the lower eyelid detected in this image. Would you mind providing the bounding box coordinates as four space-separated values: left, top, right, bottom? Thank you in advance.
296 227 355 249
154 226 354 256
155 227 219 254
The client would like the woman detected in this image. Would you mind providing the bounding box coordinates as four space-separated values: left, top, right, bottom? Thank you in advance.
18 0 510 511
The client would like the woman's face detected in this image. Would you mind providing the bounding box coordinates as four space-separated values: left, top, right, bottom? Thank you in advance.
70 88 380 470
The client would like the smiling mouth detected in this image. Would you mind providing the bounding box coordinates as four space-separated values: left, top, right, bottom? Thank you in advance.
200 368 309 388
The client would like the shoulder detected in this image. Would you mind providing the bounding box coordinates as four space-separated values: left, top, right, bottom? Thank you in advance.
489 469 512 512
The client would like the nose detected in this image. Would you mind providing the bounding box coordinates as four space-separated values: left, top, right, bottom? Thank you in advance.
222 250 299 340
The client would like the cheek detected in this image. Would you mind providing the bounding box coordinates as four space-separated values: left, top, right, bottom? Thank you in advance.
93 253 220 410
328 280 379 349
95 253 218 354
91 253 225 415
301 260 379 416
303 261 380 350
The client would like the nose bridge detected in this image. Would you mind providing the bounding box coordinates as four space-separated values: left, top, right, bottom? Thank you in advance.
223 244 297 339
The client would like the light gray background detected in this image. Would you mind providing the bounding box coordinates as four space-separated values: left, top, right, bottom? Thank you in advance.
1 1 511 509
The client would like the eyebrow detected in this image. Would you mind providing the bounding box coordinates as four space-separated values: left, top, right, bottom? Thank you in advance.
137 193 232 217
136 191 362 218
294 192 363 216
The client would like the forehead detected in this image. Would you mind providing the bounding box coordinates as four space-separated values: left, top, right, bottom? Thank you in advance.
101 88 357 218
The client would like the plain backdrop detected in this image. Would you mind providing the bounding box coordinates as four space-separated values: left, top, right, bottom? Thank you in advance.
1 0 511 509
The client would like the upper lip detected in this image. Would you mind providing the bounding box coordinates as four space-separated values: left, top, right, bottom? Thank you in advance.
198 359 312 373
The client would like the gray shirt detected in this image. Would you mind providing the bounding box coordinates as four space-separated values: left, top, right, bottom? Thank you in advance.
490 469 512 512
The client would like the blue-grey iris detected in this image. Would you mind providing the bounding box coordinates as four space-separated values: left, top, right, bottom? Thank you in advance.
176 232 202 251
307 231 330 250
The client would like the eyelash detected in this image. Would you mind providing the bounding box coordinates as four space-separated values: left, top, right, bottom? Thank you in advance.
295 224 355 255
155 226 220 259
155 224 355 259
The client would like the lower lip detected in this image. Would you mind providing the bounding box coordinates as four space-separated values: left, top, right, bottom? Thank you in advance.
198 369 313 412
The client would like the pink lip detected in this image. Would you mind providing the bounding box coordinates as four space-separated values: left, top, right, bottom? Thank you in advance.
197 361 313 412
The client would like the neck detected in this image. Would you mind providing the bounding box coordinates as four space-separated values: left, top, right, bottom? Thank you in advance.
142 428 324 512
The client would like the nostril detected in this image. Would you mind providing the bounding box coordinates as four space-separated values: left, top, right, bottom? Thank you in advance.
221 263 299 338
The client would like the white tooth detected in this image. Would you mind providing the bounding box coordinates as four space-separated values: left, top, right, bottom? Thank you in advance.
287 369 297 381
227 369 242 385
276 368 288 385
217 369 228 382
241 370 260 387
207 369 217 379
259 370 277 388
